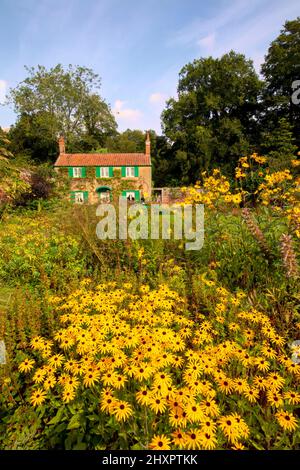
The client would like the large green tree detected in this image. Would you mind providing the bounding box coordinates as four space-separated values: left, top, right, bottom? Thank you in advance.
8 64 117 161
161 51 262 182
105 129 147 153
261 117 297 170
261 17 300 147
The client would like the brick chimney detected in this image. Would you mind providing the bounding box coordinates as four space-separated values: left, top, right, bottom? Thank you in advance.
58 135 65 154
145 131 150 157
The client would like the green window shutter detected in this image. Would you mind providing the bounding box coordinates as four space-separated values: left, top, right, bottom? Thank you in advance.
70 191 75 202
121 167 126 177
68 167 73 177
109 166 114 177
96 167 101 178
83 191 88 202
81 167 86 177
135 190 140 202
121 190 127 197
134 166 139 177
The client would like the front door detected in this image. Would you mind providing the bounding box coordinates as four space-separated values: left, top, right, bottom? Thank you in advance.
99 191 110 203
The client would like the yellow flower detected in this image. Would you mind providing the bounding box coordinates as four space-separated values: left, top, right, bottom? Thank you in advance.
148 395 167 414
276 411 298 432
100 396 116 413
267 391 284 408
199 431 217 450
183 429 202 450
43 375 56 390
243 388 260 403
30 388 47 407
62 388 76 403
112 400 133 422
48 354 64 369
171 430 186 448
185 402 204 422
18 358 35 373
83 369 101 387
33 368 47 384
149 434 172 450
283 390 300 405
218 415 240 444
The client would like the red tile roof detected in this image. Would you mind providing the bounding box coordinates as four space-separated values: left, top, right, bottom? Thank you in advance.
54 153 151 167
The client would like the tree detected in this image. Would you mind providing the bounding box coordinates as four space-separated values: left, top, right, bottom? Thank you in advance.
0 128 31 206
261 118 297 170
161 51 262 182
261 17 300 147
8 64 117 161
106 129 147 153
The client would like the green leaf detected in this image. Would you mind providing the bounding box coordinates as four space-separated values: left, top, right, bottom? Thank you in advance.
47 407 65 425
67 414 82 430
73 442 87 450
131 443 144 450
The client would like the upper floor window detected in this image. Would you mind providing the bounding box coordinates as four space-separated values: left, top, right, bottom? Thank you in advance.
100 167 109 178
126 167 135 177
73 167 82 178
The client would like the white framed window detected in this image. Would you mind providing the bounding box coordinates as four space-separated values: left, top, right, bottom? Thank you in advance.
100 167 109 178
125 191 136 201
74 192 84 204
73 167 82 178
126 167 135 177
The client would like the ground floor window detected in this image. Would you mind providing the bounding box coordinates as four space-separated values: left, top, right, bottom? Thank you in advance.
122 190 140 202
71 191 88 204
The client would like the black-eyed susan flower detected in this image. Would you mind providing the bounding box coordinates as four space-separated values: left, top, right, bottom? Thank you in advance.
283 390 300 405
266 391 284 408
112 400 133 422
171 430 186 448
266 373 285 391
216 377 234 395
83 369 101 387
30 388 47 407
43 375 56 391
62 388 76 403
149 434 171 450
253 376 267 391
48 354 64 369
276 411 298 432
199 398 220 417
200 416 217 434
18 358 35 373
199 431 217 450
33 368 47 384
185 402 204 422
255 357 270 373
218 415 240 444
243 387 260 403
148 395 167 414
183 429 202 450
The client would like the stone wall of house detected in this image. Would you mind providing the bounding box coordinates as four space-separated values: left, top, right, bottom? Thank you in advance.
57 166 152 203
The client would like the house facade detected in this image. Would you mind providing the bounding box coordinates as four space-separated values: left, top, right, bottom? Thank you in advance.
54 133 152 204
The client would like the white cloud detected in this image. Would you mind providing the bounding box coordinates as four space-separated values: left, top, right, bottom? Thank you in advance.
112 99 142 129
149 92 166 105
0 80 7 104
197 33 216 53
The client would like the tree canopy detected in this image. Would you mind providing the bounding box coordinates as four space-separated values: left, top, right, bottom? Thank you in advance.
261 17 300 147
161 51 262 182
8 64 117 161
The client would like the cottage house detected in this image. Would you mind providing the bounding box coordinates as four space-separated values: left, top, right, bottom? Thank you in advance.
54 133 152 204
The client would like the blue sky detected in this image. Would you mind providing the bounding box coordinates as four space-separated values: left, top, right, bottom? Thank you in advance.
0 0 299 133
